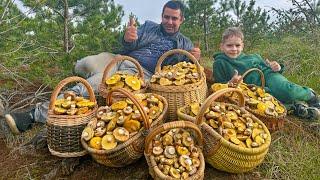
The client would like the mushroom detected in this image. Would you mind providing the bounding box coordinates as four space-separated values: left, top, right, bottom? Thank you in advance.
61 100 72 109
152 146 164 156
53 107 67 115
176 146 190 156
160 158 175 165
106 119 117 132
162 165 171 175
81 127 94 141
181 172 189 179
179 155 193 168
162 134 173 146
190 146 199 158
123 119 141 133
223 121 234 129
147 95 159 104
113 127 130 142
87 118 98 129
164 146 176 159
116 115 125 126
254 135 265 145
153 140 162 147
265 107 277 116
251 142 259 148
101 112 117 122
63 91 76 101
188 167 197 175
96 120 106 128
205 111 220 119
243 128 253 136
192 158 200 168
131 111 141 120
169 167 181 179
123 106 133 115
101 134 117 150
94 127 106 137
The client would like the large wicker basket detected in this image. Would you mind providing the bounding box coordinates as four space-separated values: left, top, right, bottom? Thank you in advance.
193 88 271 173
47 76 98 157
81 88 168 167
144 121 205 180
99 55 147 102
149 49 208 121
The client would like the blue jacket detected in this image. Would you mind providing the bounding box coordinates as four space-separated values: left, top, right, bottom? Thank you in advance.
121 21 194 73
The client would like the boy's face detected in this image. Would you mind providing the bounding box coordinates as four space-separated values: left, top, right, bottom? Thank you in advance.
220 36 244 59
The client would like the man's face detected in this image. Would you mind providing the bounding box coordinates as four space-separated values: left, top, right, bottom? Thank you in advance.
161 7 183 34
220 36 244 59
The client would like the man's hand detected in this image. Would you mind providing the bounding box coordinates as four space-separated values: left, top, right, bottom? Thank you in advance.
228 70 242 85
266 59 281 72
190 47 201 60
124 17 138 43
190 42 201 60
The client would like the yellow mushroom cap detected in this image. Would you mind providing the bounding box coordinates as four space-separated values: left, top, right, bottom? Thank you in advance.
101 134 117 150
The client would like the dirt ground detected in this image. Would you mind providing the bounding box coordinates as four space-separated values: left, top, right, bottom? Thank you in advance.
0 122 263 180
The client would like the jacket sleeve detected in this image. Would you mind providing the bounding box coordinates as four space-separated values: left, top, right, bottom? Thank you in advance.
213 60 233 83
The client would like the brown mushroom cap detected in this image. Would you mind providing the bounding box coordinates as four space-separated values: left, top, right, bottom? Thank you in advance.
152 146 164 156
63 91 76 100
94 127 107 137
169 167 181 179
113 127 130 142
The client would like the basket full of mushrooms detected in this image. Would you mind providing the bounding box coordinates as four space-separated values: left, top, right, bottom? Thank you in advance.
144 121 205 180
81 88 168 167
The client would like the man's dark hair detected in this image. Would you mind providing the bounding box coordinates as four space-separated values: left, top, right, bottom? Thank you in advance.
162 0 185 18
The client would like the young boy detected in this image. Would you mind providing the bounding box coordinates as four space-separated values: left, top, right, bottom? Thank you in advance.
213 27 320 120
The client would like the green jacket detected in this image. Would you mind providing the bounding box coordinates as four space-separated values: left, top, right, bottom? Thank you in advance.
213 52 311 104
213 52 284 85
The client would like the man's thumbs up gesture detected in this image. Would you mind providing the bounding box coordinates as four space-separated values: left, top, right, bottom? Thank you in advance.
124 17 138 43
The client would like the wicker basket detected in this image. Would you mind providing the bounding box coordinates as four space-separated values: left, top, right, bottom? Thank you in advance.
99 55 147 102
81 88 168 167
149 49 208 121
144 121 205 180
47 76 98 157
192 88 271 173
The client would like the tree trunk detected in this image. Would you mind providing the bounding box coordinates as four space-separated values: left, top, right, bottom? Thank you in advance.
63 0 69 53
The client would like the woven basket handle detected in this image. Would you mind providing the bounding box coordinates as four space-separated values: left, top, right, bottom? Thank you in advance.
241 68 265 88
144 121 203 155
101 55 145 85
155 49 202 78
196 88 245 125
49 76 96 110
106 88 150 130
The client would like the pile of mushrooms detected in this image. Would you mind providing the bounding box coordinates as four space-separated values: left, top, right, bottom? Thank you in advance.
105 72 145 92
211 82 286 117
82 93 164 150
150 61 204 86
53 91 96 115
151 128 201 179
182 102 269 148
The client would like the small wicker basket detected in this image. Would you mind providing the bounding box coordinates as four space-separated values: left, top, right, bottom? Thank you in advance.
149 49 208 121
194 88 271 173
144 121 205 180
99 55 147 102
81 88 168 167
47 76 98 157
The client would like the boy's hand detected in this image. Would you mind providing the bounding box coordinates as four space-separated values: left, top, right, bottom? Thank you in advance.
228 70 242 85
124 17 138 43
266 59 281 72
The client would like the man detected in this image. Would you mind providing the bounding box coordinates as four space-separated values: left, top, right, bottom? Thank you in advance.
3 0 201 134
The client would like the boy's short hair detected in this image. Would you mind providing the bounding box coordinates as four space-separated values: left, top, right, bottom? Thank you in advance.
162 0 185 18
222 27 244 43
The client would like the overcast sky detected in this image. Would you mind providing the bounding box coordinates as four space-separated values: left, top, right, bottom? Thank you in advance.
14 0 292 23
114 0 293 24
